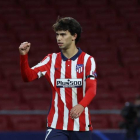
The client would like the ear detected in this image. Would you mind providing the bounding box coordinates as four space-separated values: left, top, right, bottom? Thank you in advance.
72 33 77 41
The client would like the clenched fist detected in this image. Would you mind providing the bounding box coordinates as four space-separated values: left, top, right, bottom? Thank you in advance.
19 42 31 55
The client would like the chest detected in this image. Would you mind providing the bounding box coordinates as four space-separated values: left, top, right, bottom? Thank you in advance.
53 60 85 79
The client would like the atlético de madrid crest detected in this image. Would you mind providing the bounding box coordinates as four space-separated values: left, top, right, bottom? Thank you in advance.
76 64 84 73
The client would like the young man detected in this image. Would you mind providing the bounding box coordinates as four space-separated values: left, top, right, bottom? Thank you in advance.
19 17 97 140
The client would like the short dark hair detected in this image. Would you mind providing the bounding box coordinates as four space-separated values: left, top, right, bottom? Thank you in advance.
52 17 82 44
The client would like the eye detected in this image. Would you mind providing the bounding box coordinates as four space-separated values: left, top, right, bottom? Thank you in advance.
61 33 66 36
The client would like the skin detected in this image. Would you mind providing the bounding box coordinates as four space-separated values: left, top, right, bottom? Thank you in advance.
56 30 78 59
19 30 85 119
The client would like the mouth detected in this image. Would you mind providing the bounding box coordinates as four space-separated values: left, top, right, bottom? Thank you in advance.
57 43 64 46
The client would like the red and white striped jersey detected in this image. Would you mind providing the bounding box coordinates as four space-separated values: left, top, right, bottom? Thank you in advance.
22 48 97 131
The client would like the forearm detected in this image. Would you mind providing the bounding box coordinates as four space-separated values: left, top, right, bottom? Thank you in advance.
79 79 97 108
20 54 38 82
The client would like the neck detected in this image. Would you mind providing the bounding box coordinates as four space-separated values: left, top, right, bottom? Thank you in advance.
61 44 78 59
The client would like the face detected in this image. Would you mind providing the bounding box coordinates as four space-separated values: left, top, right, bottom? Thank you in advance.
56 30 76 50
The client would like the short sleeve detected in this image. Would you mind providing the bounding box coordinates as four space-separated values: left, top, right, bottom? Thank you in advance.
31 55 50 78
85 56 97 80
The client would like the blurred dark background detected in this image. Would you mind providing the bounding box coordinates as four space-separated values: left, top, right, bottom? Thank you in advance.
0 0 140 134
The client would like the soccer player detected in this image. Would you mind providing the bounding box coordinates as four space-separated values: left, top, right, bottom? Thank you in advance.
19 17 97 140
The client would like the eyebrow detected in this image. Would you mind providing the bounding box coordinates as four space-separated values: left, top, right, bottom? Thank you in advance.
56 33 66 35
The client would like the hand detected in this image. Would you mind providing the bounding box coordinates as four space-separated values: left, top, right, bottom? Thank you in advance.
70 104 84 119
19 42 31 55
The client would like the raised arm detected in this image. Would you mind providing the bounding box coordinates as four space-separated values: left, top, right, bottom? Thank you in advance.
19 42 38 82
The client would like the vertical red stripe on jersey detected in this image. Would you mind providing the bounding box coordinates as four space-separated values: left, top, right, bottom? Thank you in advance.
65 59 74 130
46 54 55 127
85 56 93 131
55 54 64 130
77 52 86 131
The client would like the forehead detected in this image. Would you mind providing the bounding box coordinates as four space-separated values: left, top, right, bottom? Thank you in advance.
56 30 70 34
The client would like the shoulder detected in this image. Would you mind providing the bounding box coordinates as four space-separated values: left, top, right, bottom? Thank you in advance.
45 52 61 57
48 52 61 58
48 52 61 56
81 51 96 62
41 52 61 62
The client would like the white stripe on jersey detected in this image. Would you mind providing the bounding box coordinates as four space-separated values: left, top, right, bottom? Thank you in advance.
90 57 96 80
31 56 50 78
60 60 69 130
83 54 90 131
60 60 66 105
42 71 47 76
85 107 89 131
83 54 90 96
78 69 80 73
50 53 57 86
50 53 58 128
31 57 50 69
51 92 58 128
71 58 79 131
36 71 44 78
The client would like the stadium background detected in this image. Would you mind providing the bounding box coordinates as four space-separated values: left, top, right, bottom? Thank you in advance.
0 0 140 139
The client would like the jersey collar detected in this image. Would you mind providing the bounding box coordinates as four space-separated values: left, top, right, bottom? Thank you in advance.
61 48 82 61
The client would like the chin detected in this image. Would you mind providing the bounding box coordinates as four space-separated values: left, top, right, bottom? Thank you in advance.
59 45 67 50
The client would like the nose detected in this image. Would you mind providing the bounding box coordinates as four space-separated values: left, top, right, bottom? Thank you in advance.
57 35 62 41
